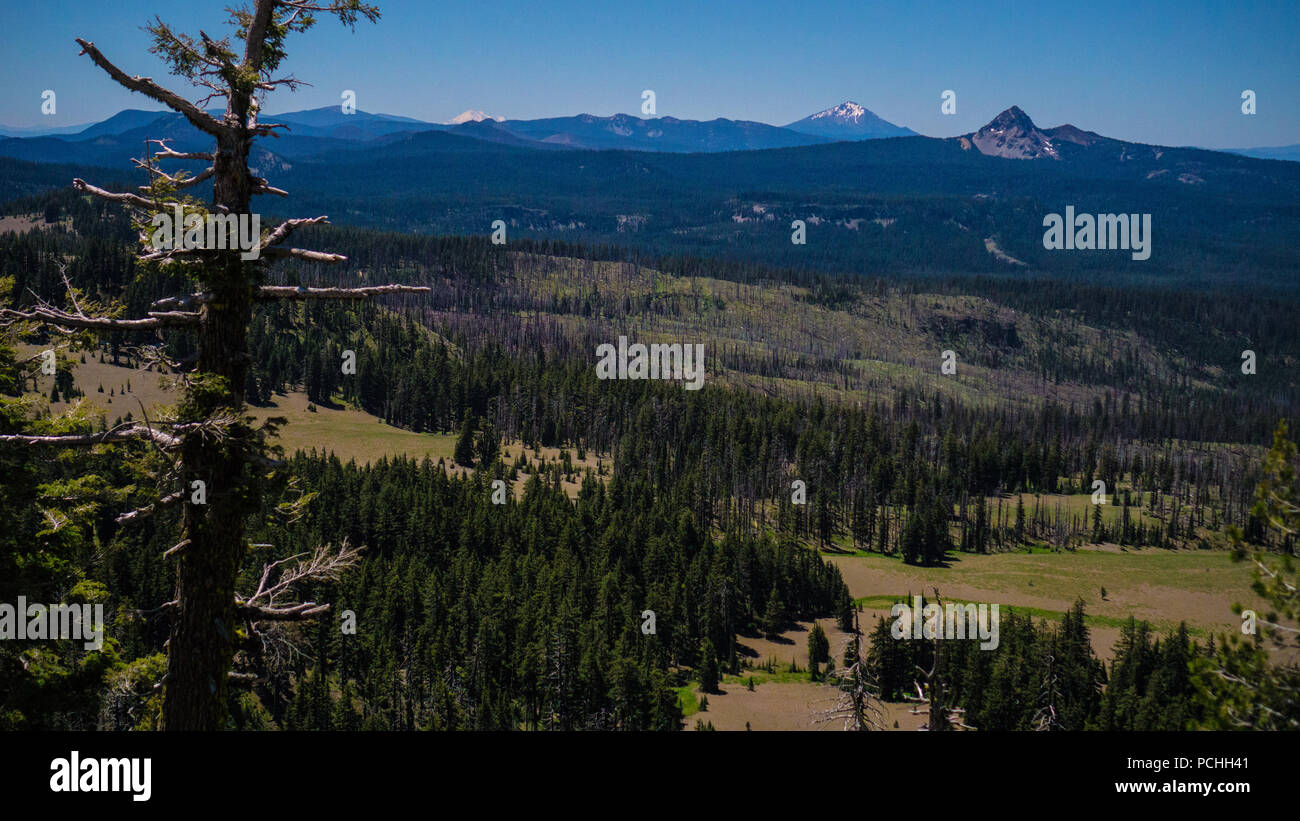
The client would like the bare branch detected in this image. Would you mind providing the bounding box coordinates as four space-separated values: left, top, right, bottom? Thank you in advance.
253 178 289 197
73 178 156 211
116 489 185 525
235 601 330 621
0 423 180 449
152 284 430 312
261 246 347 263
238 541 362 620
0 304 199 332
75 38 227 137
136 600 177 619
164 539 190 558
148 139 213 161
258 284 431 300
132 161 215 191
250 122 291 137
262 215 330 248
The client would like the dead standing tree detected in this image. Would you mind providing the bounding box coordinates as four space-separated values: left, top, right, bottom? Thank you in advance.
814 612 886 731
0 0 427 729
903 589 975 731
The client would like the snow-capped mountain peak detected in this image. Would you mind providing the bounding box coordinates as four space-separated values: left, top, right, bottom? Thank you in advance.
809 101 869 123
784 101 916 140
449 109 504 125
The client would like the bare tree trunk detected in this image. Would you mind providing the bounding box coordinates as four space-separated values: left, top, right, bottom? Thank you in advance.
165 256 254 729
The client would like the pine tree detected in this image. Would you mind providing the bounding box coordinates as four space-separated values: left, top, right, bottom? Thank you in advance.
762 584 785 639
454 410 477 467
476 418 500 466
698 638 719 694
808 622 829 680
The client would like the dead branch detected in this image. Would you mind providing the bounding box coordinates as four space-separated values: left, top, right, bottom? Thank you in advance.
136 600 177 619
235 541 361 627
0 304 199 332
151 284 430 311
252 178 289 197
261 215 330 248
163 539 190 558
75 38 227 137
235 601 330 620
258 284 432 300
73 178 157 211
132 160 215 191
148 139 212 161
116 489 185 525
0 423 180 449
260 246 348 263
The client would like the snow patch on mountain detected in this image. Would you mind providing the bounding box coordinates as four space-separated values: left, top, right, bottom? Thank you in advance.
809 101 869 123
449 109 504 124
968 106 1059 160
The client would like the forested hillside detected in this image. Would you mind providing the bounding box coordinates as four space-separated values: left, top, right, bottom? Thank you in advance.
2 184 1295 729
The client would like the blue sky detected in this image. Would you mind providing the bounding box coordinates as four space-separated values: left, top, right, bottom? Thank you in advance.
2 0 1297 148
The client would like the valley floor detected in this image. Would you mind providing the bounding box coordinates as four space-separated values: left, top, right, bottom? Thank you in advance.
27 348 1281 731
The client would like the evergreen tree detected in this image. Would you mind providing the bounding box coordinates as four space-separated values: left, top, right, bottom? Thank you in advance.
762 584 785 639
698 639 720 694
454 410 478 467
808 622 829 680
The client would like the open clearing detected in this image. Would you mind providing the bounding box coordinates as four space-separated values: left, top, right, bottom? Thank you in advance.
25 349 605 497
828 548 1265 642
691 545 1270 731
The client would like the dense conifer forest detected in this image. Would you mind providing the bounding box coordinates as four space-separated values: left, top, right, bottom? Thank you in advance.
3 183 1296 730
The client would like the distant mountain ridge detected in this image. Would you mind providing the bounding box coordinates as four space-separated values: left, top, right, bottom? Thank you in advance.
3 102 1297 162
491 112 829 151
4 100 1298 291
1222 143 1300 163
0 100 921 158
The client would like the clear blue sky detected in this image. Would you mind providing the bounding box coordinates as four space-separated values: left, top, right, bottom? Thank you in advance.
2 0 1297 148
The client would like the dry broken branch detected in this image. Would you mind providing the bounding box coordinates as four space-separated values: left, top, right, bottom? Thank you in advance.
117 489 186 525
75 38 227 137
151 284 430 311
0 304 199 332
147 139 213 161
73 178 157 211
259 246 347 263
235 541 362 625
132 160 215 191
257 284 432 300
0 423 180 449
262 215 331 248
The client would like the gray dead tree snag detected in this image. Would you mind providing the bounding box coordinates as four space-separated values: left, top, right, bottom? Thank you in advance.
0 1 427 730
815 612 885 731
904 589 975 731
